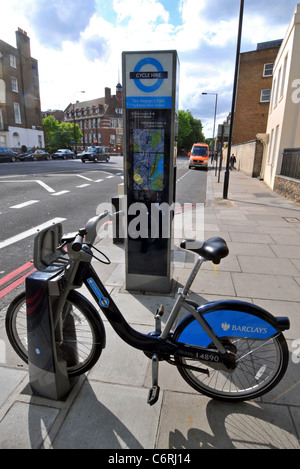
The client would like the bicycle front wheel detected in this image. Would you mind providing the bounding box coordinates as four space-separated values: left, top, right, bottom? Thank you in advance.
5 290 105 377
173 304 289 402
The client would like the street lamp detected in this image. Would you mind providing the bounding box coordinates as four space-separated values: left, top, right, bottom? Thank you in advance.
202 92 218 159
73 91 85 152
223 0 244 199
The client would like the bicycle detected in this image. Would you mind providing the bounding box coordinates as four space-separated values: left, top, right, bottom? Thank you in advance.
6 211 290 405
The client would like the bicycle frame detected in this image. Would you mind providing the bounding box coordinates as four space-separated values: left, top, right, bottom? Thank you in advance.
25 214 290 404
59 247 236 371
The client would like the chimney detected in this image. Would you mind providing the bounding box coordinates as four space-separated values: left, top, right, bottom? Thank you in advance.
105 87 111 104
116 83 122 100
16 27 31 58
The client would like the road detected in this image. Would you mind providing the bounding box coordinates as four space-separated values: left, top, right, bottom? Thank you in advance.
0 156 207 311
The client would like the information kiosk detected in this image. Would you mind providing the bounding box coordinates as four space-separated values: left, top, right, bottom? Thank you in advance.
122 50 179 292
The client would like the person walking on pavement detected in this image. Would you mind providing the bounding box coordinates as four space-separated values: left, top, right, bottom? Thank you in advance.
230 153 236 170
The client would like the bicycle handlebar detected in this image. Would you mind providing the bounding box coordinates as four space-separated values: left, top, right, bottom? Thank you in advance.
84 210 109 246
72 234 84 252
70 210 124 252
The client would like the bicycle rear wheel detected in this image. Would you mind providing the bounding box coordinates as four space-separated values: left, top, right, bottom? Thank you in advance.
6 290 105 377
173 304 289 402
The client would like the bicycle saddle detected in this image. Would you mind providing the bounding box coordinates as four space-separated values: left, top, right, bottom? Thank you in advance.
180 237 229 264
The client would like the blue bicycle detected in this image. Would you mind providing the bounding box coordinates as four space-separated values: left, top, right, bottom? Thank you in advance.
6 211 290 405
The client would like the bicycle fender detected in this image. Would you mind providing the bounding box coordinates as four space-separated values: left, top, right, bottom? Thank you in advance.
175 300 289 348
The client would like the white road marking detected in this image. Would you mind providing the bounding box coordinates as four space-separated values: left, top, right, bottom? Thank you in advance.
0 217 66 250
0 179 56 193
76 174 93 181
10 200 39 209
36 180 56 193
51 190 70 196
76 184 90 188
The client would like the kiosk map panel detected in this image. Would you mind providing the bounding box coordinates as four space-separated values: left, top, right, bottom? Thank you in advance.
133 129 164 191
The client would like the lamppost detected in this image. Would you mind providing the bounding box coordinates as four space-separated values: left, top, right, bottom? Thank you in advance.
73 90 85 152
202 92 218 160
223 0 244 199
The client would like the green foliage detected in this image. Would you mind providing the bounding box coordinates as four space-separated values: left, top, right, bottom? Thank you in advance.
178 110 205 154
42 115 82 153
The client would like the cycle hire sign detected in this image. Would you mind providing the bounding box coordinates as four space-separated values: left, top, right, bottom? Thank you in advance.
123 51 174 109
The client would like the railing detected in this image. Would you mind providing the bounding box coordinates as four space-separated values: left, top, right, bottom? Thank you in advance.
280 149 300 180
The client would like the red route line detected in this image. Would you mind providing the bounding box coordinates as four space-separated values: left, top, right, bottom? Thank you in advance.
0 262 36 299
0 261 33 287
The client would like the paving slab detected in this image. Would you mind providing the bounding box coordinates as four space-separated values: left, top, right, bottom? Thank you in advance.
0 401 60 449
52 380 160 449
232 272 300 301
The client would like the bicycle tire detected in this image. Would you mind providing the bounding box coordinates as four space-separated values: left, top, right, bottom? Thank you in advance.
5 290 105 377
173 303 289 402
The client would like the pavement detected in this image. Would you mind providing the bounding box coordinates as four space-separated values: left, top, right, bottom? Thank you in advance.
0 163 300 449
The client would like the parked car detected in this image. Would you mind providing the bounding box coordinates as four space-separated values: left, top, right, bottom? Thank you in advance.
19 149 51 161
81 146 110 163
0 147 18 163
52 149 75 159
18 149 34 161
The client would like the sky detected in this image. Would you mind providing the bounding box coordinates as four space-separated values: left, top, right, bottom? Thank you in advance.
0 0 298 138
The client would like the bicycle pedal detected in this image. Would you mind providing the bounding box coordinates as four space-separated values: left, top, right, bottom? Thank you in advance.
147 385 160 406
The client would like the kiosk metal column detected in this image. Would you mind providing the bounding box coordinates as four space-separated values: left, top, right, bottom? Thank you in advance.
122 50 179 293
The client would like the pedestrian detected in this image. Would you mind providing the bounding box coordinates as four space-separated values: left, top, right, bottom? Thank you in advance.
230 153 236 170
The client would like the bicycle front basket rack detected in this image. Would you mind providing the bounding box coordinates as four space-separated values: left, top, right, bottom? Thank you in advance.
33 222 69 272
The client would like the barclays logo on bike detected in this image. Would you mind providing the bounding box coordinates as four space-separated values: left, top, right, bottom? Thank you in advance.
87 278 110 307
221 322 268 335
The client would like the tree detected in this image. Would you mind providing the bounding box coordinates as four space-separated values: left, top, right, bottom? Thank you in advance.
42 116 82 153
178 110 205 154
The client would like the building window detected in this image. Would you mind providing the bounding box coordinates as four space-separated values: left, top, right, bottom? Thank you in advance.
0 107 3 130
280 54 288 99
10 55 16 68
263 63 274 77
267 128 274 163
32 65 38 78
275 67 282 105
270 78 276 111
14 102 21 124
260 89 271 103
0 135 6 147
11 77 18 93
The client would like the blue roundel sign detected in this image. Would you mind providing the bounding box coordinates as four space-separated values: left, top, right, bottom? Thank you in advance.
133 58 165 93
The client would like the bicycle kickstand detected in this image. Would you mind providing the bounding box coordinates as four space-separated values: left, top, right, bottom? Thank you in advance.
147 306 164 405
147 353 160 406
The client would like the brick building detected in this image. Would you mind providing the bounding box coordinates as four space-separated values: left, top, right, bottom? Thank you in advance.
232 40 282 145
42 109 64 122
0 28 44 150
64 84 123 154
